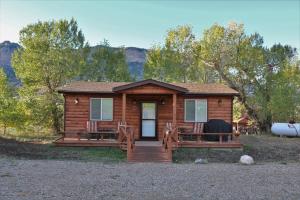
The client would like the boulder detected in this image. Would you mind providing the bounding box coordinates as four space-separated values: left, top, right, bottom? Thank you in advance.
240 155 254 165
195 158 208 164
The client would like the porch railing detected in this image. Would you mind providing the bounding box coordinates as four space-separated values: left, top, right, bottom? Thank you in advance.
118 123 135 158
178 131 239 144
163 124 178 160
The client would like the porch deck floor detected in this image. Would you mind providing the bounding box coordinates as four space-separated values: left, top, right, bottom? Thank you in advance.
54 138 120 147
54 138 242 148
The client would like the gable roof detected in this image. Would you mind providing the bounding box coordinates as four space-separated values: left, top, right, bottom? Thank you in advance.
57 81 127 94
171 83 239 95
57 79 239 96
112 79 188 93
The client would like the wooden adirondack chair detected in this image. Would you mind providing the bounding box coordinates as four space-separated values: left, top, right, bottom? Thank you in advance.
179 122 204 142
77 120 98 140
87 120 98 132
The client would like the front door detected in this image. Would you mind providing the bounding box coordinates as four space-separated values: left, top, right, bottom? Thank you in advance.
141 102 157 139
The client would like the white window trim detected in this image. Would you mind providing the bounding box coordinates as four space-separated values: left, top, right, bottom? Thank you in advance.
90 98 113 121
184 99 207 122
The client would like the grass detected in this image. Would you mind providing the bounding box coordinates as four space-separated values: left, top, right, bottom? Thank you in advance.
0 136 126 163
1 128 58 142
72 147 126 162
1 129 126 163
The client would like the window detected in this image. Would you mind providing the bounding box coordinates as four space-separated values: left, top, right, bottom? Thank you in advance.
90 98 113 121
184 99 207 122
101 98 113 120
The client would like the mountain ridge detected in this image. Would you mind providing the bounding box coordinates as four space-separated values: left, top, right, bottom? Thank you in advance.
0 41 20 85
0 41 147 84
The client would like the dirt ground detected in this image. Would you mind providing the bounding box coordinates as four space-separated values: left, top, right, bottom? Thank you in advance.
173 135 300 163
1 135 300 200
241 134 300 162
0 134 300 163
1 159 300 200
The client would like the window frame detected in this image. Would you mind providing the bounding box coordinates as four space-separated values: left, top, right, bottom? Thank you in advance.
184 99 208 122
90 98 113 121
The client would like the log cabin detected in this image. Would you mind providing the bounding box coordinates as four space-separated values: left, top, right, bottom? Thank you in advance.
55 79 242 162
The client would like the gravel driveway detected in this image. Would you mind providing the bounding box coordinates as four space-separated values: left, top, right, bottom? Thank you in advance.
0 158 299 200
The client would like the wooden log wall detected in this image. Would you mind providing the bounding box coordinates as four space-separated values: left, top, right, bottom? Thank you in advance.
64 93 232 140
176 95 233 129
64 93 122 137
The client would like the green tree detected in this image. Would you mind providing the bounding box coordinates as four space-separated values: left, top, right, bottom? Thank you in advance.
144 45 173 81
0 69 22 134
145 22 299 131
145 25 199 83
82 40 132 82
269 61 300 122
145 25 220 83
233 98 246 121
164 25 196 83
197 22 300 131
12 18 88 134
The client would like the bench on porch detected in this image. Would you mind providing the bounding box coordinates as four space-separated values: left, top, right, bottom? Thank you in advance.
77 121 120 141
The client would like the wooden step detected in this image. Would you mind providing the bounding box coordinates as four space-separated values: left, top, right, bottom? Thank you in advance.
128 146 172 163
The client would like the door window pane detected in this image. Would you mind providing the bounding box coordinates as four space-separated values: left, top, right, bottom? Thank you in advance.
91 99 101 120
142 103 156 119
185 100 195 121
102 98 113 120
142 120 155 137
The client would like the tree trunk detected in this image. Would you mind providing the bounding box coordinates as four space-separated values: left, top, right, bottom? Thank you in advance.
51 104 61 135
3 125 6 135
257 116 272 133
183 67 187 83
49 93 61 135
47 85 62 135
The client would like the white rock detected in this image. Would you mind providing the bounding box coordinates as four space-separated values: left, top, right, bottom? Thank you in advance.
240 155 254 165
195 158 208 164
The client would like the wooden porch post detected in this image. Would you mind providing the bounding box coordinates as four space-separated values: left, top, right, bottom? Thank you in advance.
122 93 126 122
172 93 177 126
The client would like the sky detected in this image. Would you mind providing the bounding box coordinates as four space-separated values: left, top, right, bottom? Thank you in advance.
0 0 299 50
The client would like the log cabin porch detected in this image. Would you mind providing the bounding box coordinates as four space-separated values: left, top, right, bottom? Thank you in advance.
54 134 242 148
54 124 242 162
55 79 242 162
